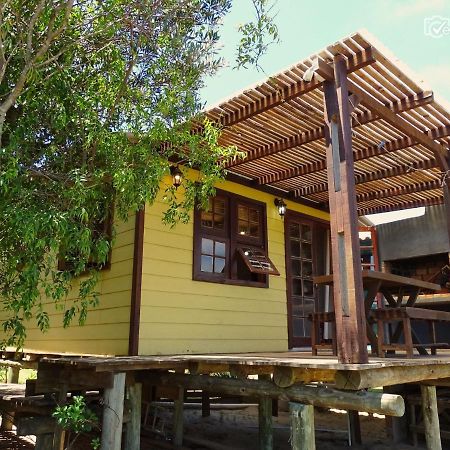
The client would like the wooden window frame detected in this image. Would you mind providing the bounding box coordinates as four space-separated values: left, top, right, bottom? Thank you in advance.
193 189 271 288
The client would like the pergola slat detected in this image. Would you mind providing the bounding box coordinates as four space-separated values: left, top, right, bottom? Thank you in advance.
358 196 444 216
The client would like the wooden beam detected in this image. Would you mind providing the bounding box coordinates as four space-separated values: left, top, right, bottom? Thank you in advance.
235 92 435 173
357 197 444 216
323 55 368 364
317 56 449 171
289 403 315 450
173 386 184 447
420 385 442 450
146 372 405 417
124 383 142 450
207 47 375 130
294 157 438 197
356 180 442 203
335 363 450 390
101 372 126 450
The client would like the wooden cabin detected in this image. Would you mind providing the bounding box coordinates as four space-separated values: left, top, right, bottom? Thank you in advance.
7 30 450 365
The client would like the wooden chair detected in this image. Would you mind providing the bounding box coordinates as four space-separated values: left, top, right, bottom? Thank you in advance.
309 311 337 356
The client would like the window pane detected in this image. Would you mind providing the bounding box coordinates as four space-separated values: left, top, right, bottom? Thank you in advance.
214 257 226 274
201 211 213 228
290 240 300 257
292 278 303 296
201 238 214 255
249 223 260 237
302 261 313 277
215 241 226 257
301 242 312 260
238 220 249 236
301 224 312 241
201 255 214 272
249 208 260 223
214 199 225 215
293 317 304 337
214 214 225 229
238 205 248 220
289 223 300 239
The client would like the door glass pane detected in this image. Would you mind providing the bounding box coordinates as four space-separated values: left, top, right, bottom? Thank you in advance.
238 220 249 235
214 214 225 229
302 224 312 242
302 260 313 277
303 280 314 296
290 240 300 257
249 208 260 223
238 205 248 220
215 241 226 257
289 223 300 239
301 242 312 260
291 259 301 276
292 278 303 296
214 199 225 214
293 317 304 337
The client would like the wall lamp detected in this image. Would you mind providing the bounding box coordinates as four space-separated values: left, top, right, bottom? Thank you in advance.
170 165 183 189
274 198 287 217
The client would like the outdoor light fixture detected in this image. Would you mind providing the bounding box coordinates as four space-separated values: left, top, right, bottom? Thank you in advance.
170 165 183 189
274 198 287 217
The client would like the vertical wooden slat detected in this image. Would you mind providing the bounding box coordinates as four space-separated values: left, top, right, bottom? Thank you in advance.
259 396 273 450
124 382 142 450
420 385 442 450
101 372 126 450
323 54 368 364
289 402 315 450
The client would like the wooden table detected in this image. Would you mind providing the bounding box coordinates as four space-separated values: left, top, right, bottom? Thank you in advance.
313 270 441 356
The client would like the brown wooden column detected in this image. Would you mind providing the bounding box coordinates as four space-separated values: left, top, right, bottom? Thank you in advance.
323 54 368 364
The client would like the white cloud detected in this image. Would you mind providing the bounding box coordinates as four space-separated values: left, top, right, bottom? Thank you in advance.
388 0 446 17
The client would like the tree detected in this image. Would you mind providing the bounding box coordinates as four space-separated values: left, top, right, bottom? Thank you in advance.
0 0 278 347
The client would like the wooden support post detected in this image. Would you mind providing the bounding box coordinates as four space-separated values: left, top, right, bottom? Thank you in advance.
421 385 442 450
52 384 68 450
101 372 126 450
125 382 142 450
201 391 211 418
6 366 20 384
173 386 184 447
259 396 273 450
323 54 368 364
347 410 361 446
289 403 315 450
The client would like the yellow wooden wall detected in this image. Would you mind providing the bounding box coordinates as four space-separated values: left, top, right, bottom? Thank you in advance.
139 178 329 355
16 213 136 355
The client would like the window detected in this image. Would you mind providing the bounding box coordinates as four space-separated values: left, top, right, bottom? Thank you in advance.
193 190 279 287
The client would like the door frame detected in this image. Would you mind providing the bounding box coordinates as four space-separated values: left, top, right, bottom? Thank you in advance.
284 210 330 349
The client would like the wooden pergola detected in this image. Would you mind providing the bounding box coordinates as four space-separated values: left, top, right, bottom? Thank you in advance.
205 30 450 364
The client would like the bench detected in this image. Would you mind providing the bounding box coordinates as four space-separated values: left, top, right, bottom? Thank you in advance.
371 307 450 357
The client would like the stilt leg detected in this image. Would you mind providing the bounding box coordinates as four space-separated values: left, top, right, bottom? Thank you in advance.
173 387 184 447
421 385 442 450
125 382 142 450
259 396 273 450
289 402 315 450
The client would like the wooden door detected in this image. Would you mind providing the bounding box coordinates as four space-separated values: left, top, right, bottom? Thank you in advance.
285 211 328 348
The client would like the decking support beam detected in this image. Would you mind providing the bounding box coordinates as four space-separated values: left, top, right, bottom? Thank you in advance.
146 372 404 417
173 386 184 447
421 385 442 450
259 396 273 450
289 403 315 450
124 382 142 450
101 372 126 450
323 55 368 364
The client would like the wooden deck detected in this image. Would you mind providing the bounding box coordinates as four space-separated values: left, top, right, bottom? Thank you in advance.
42 351 450 390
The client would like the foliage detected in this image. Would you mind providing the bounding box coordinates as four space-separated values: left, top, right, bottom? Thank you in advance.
0 0 278 348
53 395 99 449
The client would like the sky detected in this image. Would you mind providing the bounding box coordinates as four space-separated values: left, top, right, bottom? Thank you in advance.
200 0 450 225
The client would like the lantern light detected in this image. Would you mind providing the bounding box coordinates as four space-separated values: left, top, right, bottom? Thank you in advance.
170 165 183 189
274 198 287 217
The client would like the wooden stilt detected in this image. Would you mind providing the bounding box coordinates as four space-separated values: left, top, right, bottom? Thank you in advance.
421 385 442 450
289 402 315 450
259 396 273 450
347 410 361 446
201 391 210 418
101 372 126 450
323 55 368 364
173 387 184 447
125 382 142 450
6 366 20 384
